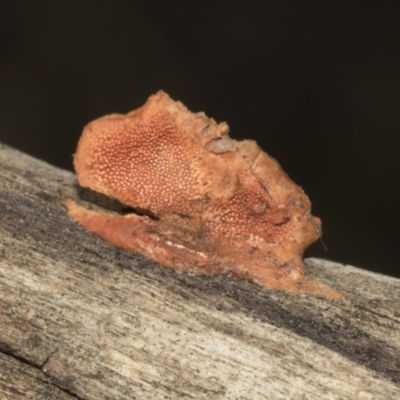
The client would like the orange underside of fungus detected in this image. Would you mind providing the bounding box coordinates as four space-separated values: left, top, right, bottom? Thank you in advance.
65 91 341 299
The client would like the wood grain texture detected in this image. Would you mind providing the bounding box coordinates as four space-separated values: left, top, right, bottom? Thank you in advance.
0 142 399 399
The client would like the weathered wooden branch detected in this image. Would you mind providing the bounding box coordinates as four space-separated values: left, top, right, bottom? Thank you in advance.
0 142 399 399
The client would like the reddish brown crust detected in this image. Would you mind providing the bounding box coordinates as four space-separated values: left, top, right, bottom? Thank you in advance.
67 91 341 300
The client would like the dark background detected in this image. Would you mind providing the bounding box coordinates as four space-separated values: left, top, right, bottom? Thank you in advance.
1 1 399 278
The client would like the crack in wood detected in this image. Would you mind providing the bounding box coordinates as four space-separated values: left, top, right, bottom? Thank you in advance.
0 348 83 399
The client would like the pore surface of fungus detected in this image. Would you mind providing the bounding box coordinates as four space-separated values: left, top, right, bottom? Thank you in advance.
66 91 340 299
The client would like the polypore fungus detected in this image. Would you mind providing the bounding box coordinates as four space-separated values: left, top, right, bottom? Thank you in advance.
66 91 340 299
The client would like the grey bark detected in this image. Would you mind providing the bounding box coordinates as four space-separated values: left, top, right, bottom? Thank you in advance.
0 142 399 399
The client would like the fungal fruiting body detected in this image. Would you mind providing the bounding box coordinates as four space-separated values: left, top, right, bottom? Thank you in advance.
66 91 340 299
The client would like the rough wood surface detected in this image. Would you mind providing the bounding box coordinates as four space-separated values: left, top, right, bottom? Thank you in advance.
0 142 399 399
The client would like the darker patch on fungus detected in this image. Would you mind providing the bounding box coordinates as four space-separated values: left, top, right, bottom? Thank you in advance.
77 186 160 220
78 186 128 213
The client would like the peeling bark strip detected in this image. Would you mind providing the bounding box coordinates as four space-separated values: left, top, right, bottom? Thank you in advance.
0 143 400 399
66 91 339 298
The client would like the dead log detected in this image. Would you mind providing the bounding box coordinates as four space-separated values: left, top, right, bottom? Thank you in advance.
0 142 399 399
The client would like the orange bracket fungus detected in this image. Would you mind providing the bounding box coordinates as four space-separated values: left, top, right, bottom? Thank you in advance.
66 91 340 299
